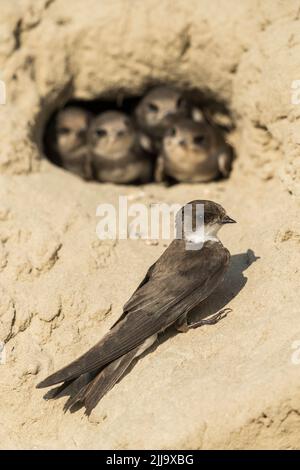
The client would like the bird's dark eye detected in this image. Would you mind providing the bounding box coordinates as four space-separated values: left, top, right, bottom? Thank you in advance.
166 127 176 137
147 102 159 112
95 128 107 138
193 135 205 146
58 127 71 135
176 97 185 108
117 129 126 137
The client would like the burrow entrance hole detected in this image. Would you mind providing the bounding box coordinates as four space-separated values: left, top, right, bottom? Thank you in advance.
43 86 236 185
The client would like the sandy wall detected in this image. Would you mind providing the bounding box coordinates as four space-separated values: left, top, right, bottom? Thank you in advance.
0 0 300 449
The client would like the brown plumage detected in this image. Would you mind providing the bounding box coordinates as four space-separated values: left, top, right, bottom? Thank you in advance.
37 200 236 415
53 107 92 180
89 111 153 184
135 86 190 151
155 117 233 183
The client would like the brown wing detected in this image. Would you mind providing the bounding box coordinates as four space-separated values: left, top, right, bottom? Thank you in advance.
109 262 156 329
37 240 229 388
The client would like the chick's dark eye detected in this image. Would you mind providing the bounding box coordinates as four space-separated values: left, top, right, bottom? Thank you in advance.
117 129 126 137
58 127 71 135
176 97 185 108
95 129 107 138
167 127 176 137
193 135 205 146
147 102 159 112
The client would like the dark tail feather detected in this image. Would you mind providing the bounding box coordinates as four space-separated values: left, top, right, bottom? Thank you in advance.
63 382 91 413
43 379 75 400
62 370 101 412
55 371 98 400
43 371 99 409
70 348 139 415
41 348 139 414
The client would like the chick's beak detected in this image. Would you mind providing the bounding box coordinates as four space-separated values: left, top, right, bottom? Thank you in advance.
221 214 236 224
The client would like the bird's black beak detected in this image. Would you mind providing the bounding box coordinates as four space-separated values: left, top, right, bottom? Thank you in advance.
221 215 236 224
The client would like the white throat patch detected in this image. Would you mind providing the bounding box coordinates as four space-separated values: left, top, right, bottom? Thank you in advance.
185 223 221 244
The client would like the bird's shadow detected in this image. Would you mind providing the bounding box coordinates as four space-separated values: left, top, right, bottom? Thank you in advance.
186 248 259 327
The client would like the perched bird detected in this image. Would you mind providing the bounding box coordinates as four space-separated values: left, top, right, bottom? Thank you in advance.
89 111 153 184
155 117 233 183
135 86 190 150
53 107 92 180
37 200 236 415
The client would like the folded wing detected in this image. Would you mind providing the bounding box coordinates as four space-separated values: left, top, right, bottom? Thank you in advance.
37 240 229 388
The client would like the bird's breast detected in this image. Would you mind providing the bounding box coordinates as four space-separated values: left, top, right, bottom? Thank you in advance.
164 147 219 182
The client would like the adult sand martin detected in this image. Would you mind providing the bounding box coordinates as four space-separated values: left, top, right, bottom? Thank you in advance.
89 111 153 184
135 86 190 151
53 107 92 180
155 117 233 183
37 200 236 414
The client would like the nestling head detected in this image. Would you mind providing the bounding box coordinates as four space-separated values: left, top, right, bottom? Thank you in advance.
55 107 91 159
163 118 216 159
89 111 135 159
136 86 189 137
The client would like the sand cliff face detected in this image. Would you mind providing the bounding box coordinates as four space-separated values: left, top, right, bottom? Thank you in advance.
0 0 300 449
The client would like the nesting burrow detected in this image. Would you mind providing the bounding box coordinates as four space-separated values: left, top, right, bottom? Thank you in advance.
43 86 236 185
2 0 298 194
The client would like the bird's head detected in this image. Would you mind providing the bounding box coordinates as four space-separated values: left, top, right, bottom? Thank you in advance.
89 111 135 159
176 200 236 244
55 107 91 158
136 86 188 137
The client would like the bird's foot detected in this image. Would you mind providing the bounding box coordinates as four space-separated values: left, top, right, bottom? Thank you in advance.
188 308 232 330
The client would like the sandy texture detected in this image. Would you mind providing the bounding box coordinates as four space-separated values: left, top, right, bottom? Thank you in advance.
0 0 300 449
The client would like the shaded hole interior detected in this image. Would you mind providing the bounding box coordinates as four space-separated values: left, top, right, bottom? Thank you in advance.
43 86 236 184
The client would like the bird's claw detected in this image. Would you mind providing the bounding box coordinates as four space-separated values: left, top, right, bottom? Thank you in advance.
189 307 232 329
